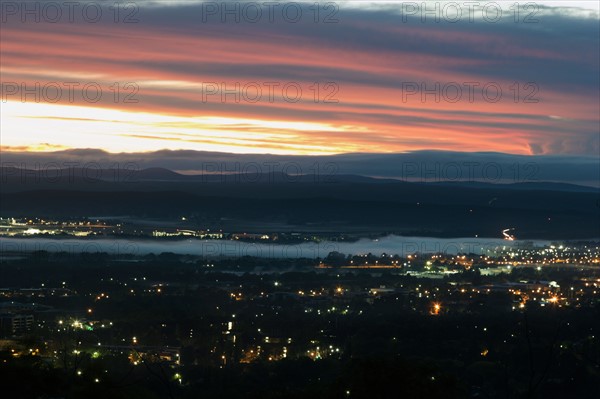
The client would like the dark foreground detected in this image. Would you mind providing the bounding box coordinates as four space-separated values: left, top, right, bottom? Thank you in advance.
1 252 599 398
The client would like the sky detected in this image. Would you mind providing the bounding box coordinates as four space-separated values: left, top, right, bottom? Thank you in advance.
1 0 599 156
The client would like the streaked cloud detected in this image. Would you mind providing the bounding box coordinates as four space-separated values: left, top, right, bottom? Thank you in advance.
0 1 598 155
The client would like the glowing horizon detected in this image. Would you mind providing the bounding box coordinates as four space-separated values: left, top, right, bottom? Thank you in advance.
1 1 598 156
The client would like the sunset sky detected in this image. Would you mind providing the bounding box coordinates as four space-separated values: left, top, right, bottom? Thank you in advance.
1 0 599 155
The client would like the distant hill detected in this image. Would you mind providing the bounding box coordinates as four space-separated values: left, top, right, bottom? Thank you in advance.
1 167 597 192
2 149 599 187
426 180 598 193
1 166 598 239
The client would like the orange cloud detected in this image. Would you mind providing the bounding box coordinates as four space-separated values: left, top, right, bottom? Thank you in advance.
1 6 598 155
